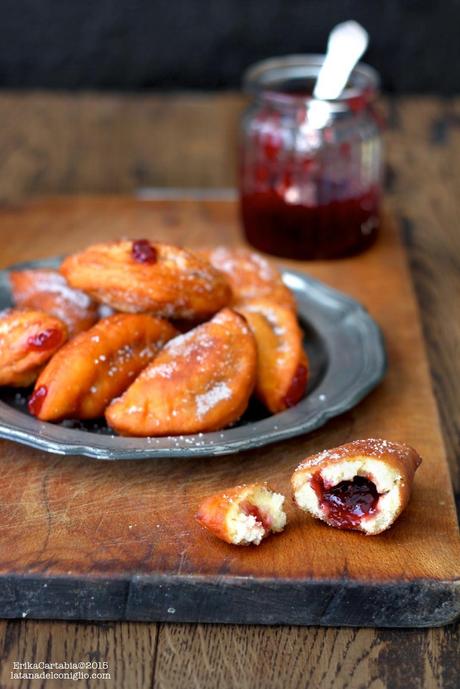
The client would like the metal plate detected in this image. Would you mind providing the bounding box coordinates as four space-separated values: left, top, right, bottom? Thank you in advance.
0 258 386 460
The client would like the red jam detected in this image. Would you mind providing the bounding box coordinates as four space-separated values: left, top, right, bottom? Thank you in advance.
28 385 48 416
241 187 380 260
311 473 379 529
282 363 308 408
27 328 62 351
131 239 157 264
240 501 272 532
239 59 382 259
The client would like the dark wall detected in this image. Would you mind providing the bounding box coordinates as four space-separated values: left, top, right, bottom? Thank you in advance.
1 0 459 93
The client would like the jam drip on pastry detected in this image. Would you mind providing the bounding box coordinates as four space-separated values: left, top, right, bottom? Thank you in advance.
196 483 286 545
29 313 177 421
60 240 231 320
28 385 48 416
310 473 379 529
0 309 67 387
27 328 63 351
292 439 422 535
282 362 309 409
131 239 157 264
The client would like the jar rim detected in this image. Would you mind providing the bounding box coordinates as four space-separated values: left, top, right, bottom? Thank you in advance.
243 54 380 110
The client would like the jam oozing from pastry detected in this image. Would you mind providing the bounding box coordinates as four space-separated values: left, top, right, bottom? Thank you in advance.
282 363 308 408
131 239 157 264
28 385 48 416
240 501 272 532
311 473 379 529
27 328 62 351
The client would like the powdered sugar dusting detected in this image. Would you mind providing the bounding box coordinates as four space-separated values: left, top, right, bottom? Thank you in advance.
195 382 232 418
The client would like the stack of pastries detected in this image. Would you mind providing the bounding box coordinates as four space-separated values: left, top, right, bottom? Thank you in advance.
0 240 308 436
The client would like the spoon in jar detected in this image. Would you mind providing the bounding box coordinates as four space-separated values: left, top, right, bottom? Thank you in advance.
313 20 369 100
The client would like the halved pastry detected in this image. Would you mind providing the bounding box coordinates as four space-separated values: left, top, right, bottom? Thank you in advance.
105 308 257 436
238 298 308 413
196 483 287 545
9 268 98 336
60 239 231 320
0 309 67 387
29 313 177 420
199 246 296 311
291 439 422 535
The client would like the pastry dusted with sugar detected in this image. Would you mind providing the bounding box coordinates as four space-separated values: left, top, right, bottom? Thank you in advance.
238 298 308 413
29 313 177 420
105 308 257 436
199 246 296 311
196 483 287 545
60 239 231 320
9 269 98 337
291 439 422 535
0 308 67 387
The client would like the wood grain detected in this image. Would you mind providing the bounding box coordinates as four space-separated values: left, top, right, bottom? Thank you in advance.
0 620 157 688
0 196 458 630
0 94 458 688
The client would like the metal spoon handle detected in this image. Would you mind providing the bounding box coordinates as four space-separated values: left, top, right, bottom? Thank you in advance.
313 21 369 100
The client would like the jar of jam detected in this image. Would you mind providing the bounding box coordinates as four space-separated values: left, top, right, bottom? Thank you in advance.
239 55 383 259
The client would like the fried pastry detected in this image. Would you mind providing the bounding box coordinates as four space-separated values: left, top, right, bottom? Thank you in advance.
9 268 98 336
291 439 422 535
0 308 67 387
105 308 257 436
29 313 177 420
238 298 308 413
200 246 296 311
196 483 287 545
60 239 231 319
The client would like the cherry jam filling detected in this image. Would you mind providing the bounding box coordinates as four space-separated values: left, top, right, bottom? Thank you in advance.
28 385 48 416
240 188 380 260
131 239 157 264
311 473 379 529
240 501 272 532
282 363 308 408
27 328 62 351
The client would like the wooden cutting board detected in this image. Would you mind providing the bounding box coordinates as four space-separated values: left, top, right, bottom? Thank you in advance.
0 196 458 628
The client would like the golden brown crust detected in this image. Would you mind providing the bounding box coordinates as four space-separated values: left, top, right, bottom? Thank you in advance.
291 439 422 535
30 313 177 421
195 484 260 544
60 240 231 319
0 308 67 387
105 308 257 436
238 298 308 413
293 439 422 479
9 269 98 336
199 246 296 311
195 482 281 545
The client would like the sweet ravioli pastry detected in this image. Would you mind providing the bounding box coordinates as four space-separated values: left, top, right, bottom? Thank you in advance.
291 439 422 535
238 298 308 413
106 308 257 436
200 246 296 311
29 313 177 420
0 308 67 387
61 239 231 320
196 483 287 545
0 240 311 436
9 269 98 336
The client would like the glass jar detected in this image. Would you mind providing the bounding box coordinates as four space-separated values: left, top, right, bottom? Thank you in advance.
238 55 383 259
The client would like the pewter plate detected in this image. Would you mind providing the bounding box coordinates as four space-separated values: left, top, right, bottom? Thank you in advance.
0 258 386 460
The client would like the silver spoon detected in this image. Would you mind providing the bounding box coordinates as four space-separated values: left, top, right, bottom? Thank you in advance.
313 21 369 101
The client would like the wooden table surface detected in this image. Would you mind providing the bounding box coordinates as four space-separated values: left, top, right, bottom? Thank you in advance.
0 93 458 688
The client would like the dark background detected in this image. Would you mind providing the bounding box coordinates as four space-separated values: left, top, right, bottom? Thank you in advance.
0 0 459 93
